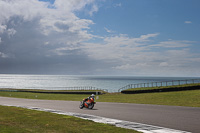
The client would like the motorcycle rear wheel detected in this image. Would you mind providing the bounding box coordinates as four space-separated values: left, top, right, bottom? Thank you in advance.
88 103 94 109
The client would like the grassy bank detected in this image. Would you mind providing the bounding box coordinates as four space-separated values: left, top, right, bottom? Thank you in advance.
98 90 200 107
0 91 89 101
0 89 200 107
0 105 138 133
122 83 200 92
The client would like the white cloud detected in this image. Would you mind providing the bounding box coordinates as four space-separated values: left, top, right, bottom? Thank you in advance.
53 0 98 16
113 63 148 70
104 27 113 33
114 3 122 7
88 4 98 16
0 0 48 23
0 0 101 74
151 40 193 48
0 25 7 34
7 28 16 37
0 0 96 32
184 21 192 24
0 52 9 58
44 41 49 45
159 62 169 67
82 32 199 76
139 33 159 41
83 33 160 61
105 33 159 45
0 0 199 76
54 0 95 12
0 0 96 53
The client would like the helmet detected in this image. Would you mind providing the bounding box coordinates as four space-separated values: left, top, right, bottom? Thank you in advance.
91 94 95 97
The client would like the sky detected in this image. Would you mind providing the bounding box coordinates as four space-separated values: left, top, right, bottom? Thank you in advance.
0 0 200 76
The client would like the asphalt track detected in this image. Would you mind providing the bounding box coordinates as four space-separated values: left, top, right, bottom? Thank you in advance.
0 97 200 133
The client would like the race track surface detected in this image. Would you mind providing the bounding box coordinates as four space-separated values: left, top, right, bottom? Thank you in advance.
0 97 199 133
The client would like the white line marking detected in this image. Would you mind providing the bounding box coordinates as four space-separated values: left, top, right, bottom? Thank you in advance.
3 104 191 133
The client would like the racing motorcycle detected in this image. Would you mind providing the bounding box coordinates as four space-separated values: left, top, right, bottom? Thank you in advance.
79 96 96 109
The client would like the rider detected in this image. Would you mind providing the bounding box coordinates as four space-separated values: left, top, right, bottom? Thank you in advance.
83 94 95 103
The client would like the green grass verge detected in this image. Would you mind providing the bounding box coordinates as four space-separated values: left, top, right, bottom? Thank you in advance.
0 105 138 133
123 83 200 91
0 88 107 93
98 90 200 107
0 90 200 107
0 91 89 101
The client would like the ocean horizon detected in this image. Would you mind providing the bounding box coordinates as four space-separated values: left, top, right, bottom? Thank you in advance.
0 74 199 92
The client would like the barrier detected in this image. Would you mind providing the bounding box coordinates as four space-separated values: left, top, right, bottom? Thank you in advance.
118 79 200 92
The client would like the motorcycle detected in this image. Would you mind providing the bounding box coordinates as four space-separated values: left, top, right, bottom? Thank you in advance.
79 97 96 109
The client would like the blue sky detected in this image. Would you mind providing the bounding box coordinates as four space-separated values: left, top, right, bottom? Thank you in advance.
0 0 200 76
89 0 199 40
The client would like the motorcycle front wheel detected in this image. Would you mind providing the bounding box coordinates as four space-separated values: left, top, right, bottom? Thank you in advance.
79 102 84 109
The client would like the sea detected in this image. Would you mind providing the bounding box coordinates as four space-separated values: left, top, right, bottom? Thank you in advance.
0 74 199 92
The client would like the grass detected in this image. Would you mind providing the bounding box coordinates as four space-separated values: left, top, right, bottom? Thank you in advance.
0 89 200 107
123 83 200 91
0 105 138 133
97 90 200 107
0 91 89 101
1 85 199 132
0 88 106 92
0 87 199 133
